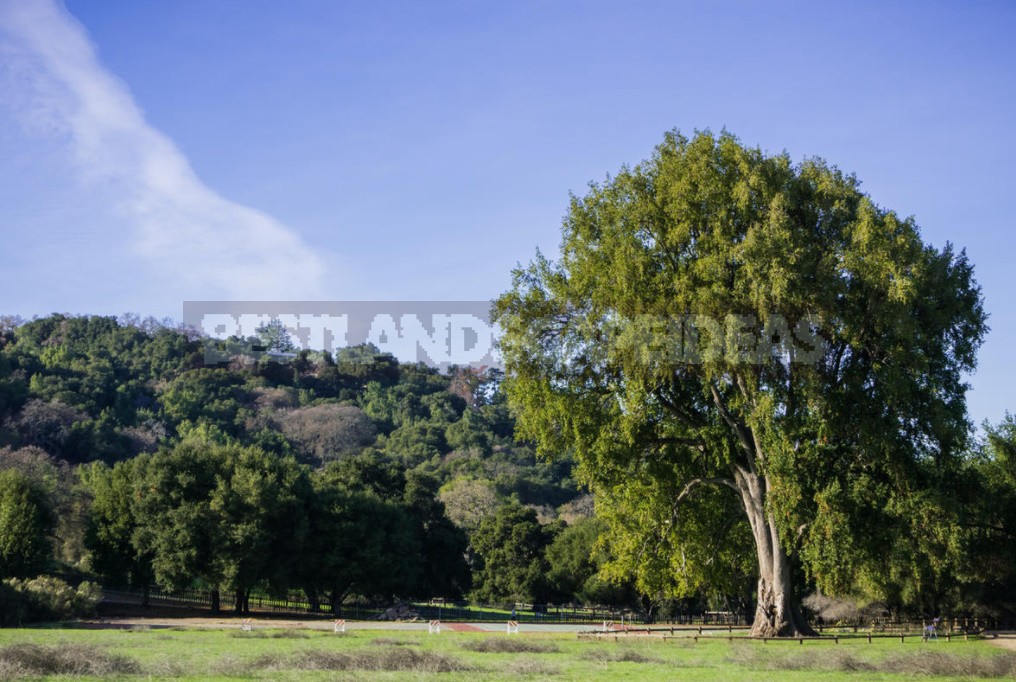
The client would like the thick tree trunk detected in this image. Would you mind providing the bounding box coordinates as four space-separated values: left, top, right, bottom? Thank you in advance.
210 589 220 614
305 587 321 613
734 467 815 638
330 589 341 615
235 588 244 614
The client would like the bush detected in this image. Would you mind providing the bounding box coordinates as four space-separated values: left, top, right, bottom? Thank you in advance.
0 576 102 626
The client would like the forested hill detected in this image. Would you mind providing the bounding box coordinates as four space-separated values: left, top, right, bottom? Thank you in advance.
0 314 607 612
0 314 570 493
3 314 1016 622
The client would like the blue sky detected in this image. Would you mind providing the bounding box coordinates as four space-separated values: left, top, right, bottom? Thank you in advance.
0 0 1013 427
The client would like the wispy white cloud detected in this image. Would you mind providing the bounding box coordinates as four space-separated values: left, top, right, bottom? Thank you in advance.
0 0 325 300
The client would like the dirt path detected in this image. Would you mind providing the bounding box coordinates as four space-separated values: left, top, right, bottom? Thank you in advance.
988 633 1016 651
78 617 593 633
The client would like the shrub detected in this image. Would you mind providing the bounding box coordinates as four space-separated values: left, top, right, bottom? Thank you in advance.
0 576 102 626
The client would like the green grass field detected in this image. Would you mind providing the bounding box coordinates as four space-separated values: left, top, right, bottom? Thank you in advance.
0 626 1012 680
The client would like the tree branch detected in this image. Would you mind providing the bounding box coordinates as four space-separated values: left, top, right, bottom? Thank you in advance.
648 436 707 451
655 389 706 429
677 476 740 503
647 476 739 559
709 382 759 475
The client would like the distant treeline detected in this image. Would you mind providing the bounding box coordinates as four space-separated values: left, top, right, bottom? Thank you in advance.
1 314 1015 621
0 314 630 613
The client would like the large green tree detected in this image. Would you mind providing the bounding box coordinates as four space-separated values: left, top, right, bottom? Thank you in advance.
81 458 155 601
956 415 1016 613
303 472 421 609
133 437 311 613
469 501 553 603
494 130 986 636
0 469 54 579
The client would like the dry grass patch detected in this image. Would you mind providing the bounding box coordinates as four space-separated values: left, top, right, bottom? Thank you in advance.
462 638 560 654
220 647 471 674
228 628 310 639
0 643 141 679
728 643 1016 677
882 650 1016 677
503 658 562 676
372 637 421 646
582 647 661 664
292 647 469 672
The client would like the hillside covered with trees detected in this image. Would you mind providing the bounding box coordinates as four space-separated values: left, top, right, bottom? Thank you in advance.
1 309 1015 625
0 313 613 616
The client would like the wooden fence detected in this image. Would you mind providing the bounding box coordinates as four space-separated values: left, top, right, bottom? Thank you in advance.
101 589 1016 632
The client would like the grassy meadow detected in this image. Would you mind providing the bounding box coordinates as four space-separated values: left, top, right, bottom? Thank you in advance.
0 626 1013 681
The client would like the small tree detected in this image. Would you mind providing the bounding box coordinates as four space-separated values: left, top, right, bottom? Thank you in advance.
255 319 297 353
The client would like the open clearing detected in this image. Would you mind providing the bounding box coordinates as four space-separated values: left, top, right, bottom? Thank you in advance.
0 624 1014 681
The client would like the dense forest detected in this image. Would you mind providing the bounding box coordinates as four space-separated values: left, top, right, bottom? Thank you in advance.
0 313 623 618
1 313 1015 623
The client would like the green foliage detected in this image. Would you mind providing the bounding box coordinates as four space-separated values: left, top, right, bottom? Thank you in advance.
0 446 87 566
545 516 639 606
126 437 312 607
469 501 554 603
402 471 471 598
80 458 153 591
0 576 102 625
0 469 54 579
209 441 312 601
159 369 248 436
303 475 421 603
950 414 1016 615
445 410 491 454
493 129 987 629
0 314 583 607
254 319 297 354
2 293 997 617
438 478 500 532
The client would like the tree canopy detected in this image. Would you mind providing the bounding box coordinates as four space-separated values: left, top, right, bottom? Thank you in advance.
493 130 987 635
